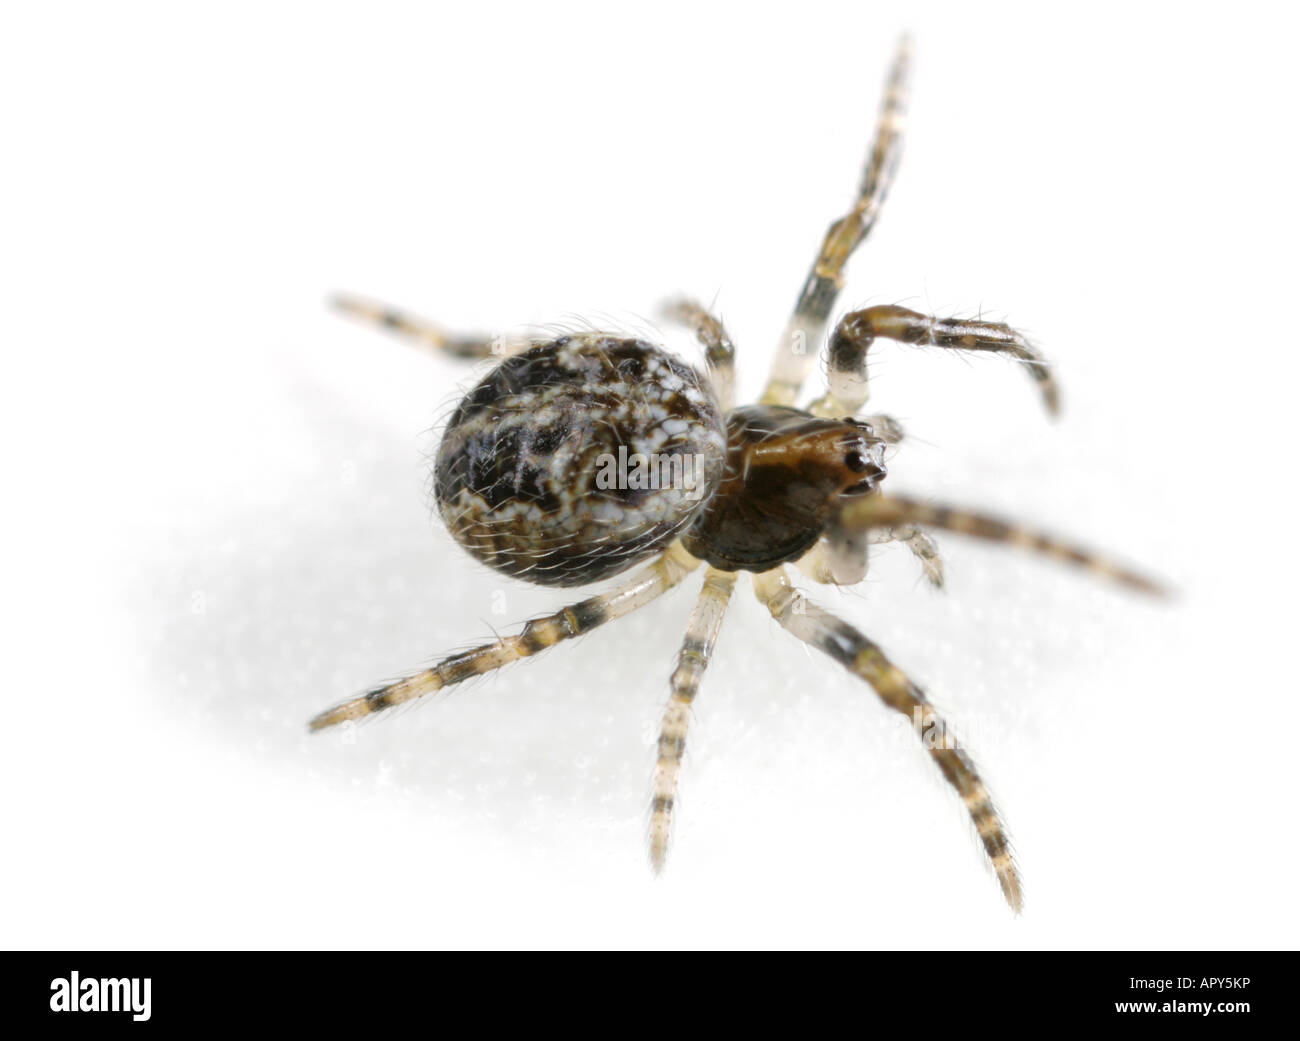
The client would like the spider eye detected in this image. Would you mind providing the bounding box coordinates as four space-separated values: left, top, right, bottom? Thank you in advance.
845 450 872 473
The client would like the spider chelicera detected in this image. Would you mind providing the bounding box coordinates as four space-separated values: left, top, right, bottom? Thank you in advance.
309 37 1161 911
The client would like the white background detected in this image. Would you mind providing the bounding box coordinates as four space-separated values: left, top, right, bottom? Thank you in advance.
4 1 1297 949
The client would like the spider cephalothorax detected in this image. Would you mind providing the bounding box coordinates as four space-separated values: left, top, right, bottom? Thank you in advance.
311 37 1162 911
682 407 888 573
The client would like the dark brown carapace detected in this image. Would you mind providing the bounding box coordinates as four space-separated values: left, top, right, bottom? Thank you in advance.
683 407 887 573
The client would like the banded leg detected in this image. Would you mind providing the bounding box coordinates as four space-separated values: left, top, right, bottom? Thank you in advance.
308 543 700 731
331 293 532 360
661 298 737 411
649 567 738 872
841 494 1165 595
871 525 945 588
753 567 1022 911
823 305 1060 416
761 36 911 407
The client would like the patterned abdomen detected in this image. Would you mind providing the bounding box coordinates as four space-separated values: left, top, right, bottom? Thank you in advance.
435 334 728 587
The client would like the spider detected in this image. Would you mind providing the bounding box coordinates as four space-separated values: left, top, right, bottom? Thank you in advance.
308 37 1161 911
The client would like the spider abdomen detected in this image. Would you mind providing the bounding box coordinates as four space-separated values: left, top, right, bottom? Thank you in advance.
435 334 728 587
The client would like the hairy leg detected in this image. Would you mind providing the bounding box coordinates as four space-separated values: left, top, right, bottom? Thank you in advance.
871 525 945 588
760 36 911 407
309 543 700 731
841 494 1165 594
660 298 737 412
823 305 1060 416
752 567 1022 911
649 567 738 872
331 293 532 360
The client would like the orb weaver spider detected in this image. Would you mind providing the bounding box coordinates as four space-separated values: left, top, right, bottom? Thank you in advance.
309 37 1161 911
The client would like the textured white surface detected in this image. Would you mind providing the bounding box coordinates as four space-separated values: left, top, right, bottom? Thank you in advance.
4 1 1296 948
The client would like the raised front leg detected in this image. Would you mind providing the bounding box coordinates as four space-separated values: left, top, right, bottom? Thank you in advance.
820 305 1060 417
760 36 911 407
